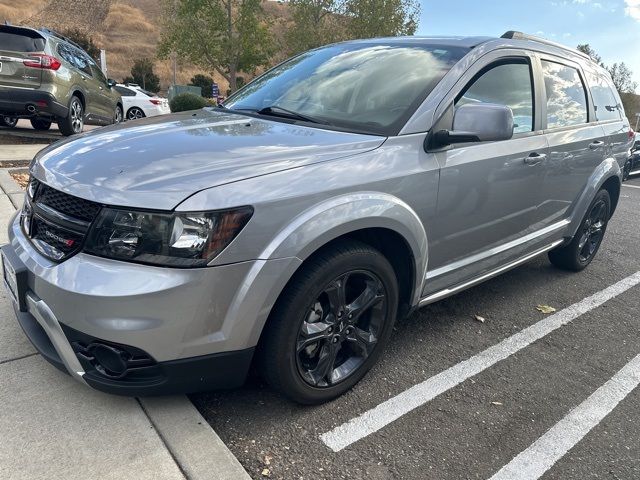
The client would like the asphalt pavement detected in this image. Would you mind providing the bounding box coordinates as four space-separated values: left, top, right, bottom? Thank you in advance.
192 175 640 480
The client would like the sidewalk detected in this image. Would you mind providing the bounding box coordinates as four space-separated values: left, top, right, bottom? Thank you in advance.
0 164 250 479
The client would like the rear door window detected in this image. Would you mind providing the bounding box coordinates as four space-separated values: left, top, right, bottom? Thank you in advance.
115 86 135 96
541 60 588 129
457 60 534 134
0 31 45 52
587 73 622 121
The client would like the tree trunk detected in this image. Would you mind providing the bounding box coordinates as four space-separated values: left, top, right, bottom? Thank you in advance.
228 64 237 92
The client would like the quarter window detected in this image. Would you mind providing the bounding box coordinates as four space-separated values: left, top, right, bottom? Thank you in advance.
457 60 534 134
587 73 622 121
542 61 588 128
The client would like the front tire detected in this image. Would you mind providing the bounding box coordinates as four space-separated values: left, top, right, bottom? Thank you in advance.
30 118 52 131
58 96 84 136
1 116 18 128
258 240 399 404
549 189 611 271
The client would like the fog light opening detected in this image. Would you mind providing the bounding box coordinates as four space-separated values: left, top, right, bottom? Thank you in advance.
89 343 130 379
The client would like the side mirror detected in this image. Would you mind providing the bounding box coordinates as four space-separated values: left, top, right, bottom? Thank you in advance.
432 103 514 148
107 78 117 88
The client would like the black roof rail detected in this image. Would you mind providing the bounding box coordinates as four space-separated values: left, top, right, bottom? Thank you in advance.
501 30 591 61
39 27 84 51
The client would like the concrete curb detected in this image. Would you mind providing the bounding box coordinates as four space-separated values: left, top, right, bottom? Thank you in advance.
140 396 251 480
0 169 25 209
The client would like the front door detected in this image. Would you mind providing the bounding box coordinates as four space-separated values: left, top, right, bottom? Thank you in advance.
425 54 547 293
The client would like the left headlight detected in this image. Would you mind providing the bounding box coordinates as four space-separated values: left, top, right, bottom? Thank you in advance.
84 206 253 267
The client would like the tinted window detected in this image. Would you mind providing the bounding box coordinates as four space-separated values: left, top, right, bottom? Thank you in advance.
587 73 622 121
115 86 135 96
0 30 45 52
542 61 588 128
457 61 534 133
225 43 469 135
91 64 108 85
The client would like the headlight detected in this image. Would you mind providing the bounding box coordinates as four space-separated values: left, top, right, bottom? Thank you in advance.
84 206 253 267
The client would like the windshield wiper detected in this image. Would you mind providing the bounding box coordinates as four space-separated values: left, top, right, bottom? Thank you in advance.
256 105 328 125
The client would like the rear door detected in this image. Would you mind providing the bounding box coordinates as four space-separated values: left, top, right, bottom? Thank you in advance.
585 71 632 167
532 55 606 228
0 26 44 89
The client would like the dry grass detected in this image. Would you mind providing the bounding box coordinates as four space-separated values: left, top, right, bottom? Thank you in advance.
0 0 47 23
0 0 288 92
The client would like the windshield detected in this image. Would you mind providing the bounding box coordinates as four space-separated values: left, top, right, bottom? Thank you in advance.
224 42 469 135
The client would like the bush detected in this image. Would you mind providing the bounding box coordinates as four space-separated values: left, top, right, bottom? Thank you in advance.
169 93 208 112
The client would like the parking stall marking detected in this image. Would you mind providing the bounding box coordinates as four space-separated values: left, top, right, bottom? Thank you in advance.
489 353 640 480
622 184 640 190
320 271 640 452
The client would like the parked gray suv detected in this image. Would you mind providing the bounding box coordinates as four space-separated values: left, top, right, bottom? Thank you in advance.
1 32 633 404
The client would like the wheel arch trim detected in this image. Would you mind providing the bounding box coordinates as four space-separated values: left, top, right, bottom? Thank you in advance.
220 192 429 349
567 157 621 238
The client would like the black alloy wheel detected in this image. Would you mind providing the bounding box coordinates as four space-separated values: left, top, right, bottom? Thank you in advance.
258 240 399 404
549 189 611 271
296 270 387 388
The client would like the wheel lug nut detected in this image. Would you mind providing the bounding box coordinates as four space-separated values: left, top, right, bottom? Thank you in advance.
328 327 333 333
338 312 343 317
348 313 353 319
345 327 352 334
332 337 339 343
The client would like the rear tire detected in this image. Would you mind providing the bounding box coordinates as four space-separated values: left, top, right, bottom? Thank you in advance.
58 96 84 136
548 189 611 271
127 107 145 120
257 240 399 404
114 105 123 124
30 118 52 131
1 116 18 128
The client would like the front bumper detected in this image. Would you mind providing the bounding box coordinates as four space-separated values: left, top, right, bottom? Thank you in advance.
0 88 68 119
3 212 298 395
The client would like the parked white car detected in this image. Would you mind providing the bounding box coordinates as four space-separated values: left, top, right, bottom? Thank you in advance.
114 84 170 120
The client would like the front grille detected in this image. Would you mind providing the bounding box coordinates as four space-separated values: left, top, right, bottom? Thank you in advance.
23 178 102 262
34 181 101 222
31 217 84 259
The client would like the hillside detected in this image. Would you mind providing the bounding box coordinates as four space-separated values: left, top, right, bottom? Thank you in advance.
0 0 286 92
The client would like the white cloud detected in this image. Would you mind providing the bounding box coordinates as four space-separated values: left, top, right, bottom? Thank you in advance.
625 0 640 21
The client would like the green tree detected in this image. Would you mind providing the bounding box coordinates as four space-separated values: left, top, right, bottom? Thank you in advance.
345 0 419 39
607 62 638 94
576 44 603 66
123 58 161 92
158 0 274 92
62 28 101 62
190 74 215 98
285 0 347 55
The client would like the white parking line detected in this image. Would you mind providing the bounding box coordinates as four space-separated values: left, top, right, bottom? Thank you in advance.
489 353 640 480
622 184 640 190
320 271 640 452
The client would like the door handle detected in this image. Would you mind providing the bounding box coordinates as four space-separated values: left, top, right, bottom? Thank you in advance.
524 152 546 166
589 140 605 150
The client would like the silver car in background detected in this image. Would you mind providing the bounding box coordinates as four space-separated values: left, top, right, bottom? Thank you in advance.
2 31 633 404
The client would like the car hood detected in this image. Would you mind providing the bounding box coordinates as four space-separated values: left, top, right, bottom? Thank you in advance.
31 109 385 210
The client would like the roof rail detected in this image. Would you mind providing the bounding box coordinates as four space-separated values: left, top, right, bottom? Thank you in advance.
501 30 591 61
39 27 84 51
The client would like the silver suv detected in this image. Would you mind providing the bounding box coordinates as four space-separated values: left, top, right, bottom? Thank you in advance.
2 32 633 404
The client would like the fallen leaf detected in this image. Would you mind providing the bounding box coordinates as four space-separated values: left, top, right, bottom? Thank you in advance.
261 468 270 477
264 455 272 466
536 305 556 314
474 315 486 323
491 401 503 406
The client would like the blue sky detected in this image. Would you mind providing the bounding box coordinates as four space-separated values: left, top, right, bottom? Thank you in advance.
416 0 640 91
